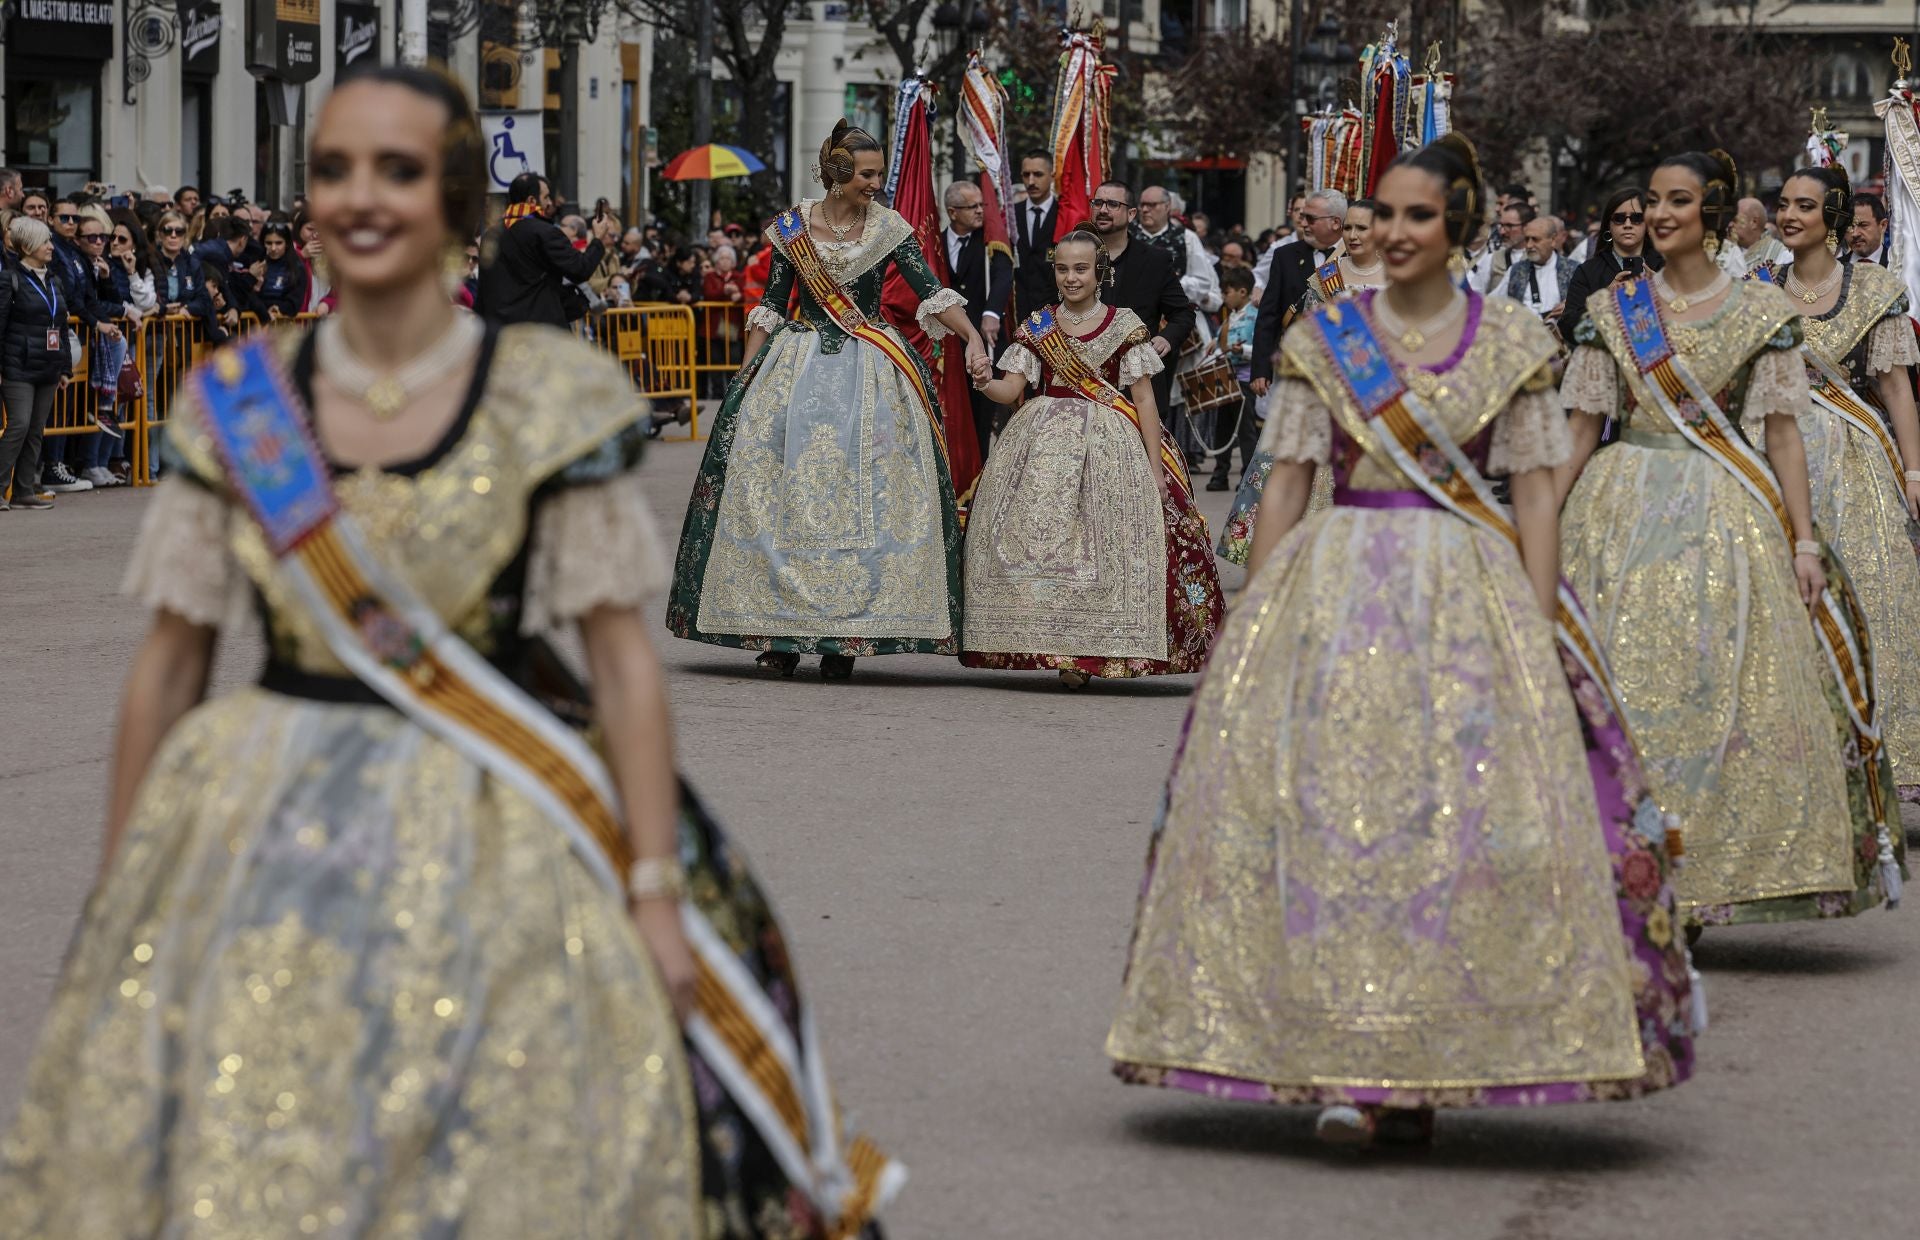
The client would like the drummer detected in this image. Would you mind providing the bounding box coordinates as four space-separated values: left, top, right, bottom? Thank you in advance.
1207 266 1261 491
1094 182 1201 464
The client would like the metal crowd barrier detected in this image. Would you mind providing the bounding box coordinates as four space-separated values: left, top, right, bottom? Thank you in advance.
582 304 702 439
27 304 699 491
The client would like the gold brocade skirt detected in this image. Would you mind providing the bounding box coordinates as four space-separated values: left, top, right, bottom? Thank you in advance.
1802 408 1920 792
1109 506 1646 1092
1561 436 1858 914
961 395 1168 659
0 690 700 1239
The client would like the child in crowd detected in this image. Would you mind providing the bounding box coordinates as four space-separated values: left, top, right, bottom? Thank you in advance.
1208 264 1260 490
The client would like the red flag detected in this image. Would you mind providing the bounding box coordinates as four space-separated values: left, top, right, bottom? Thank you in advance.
878 79 983 504
1050 27 1114 240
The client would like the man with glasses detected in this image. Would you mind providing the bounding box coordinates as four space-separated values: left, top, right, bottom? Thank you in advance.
1722 196 1783 276
941 179 1012 461
1851 193 1890 266
1505 215 1573 322
1013 150 1059 320
1249 189 1345 399
1090 182 1194 453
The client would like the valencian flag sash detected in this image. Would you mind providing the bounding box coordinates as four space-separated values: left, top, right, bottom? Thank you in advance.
1600 277 1904 898
770 206 947 460
192 338 905 1232
1017 306 1192 501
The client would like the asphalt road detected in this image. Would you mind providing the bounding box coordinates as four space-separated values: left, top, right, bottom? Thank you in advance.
3 437 1917 1239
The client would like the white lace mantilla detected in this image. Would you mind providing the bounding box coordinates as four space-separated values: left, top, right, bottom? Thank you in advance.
768 200 914 285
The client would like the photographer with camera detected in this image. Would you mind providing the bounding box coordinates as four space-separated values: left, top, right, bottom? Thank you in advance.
475 171 616 328
1558 187 1661 347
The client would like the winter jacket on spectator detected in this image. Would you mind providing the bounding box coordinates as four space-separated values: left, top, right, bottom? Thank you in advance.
475 213 606 327
257 254 309 318
111 263 160 315
52 236 124 329
0 261 74 383
157 251 225 341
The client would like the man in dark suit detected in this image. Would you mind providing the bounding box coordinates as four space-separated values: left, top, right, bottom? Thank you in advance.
1012 150 1059 322
1089 181 1194 442
1249 188 1347 398
476 171 615 327
942 179 1014 459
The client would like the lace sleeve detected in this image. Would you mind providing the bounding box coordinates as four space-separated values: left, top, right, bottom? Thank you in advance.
1866 314 1920 375
1255 376 1332 464
1487 367 1573 476
1740 341 1810 426
1115 343 1164 388
745 304 786 334
915 287 966 340
996 341 1042 386
120 477 243 628
522 469 673 635
1559 344 1620 417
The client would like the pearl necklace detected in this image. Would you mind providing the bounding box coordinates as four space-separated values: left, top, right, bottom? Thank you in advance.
1784 262 1842 306
1058 299 1105 327
1347 259 1385 282
315 313 482 422
1655 269 1730 314
1371 288 1466 352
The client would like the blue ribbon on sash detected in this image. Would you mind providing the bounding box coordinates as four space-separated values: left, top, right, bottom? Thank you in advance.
192 339 337 557
1613 278 1674 373
1313 302 1407 418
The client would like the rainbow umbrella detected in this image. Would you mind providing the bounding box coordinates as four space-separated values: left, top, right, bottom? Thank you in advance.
661 143 767 181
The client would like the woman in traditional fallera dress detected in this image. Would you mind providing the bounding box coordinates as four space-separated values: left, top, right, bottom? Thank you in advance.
1214 202 1383 563
667 119 989 680
0 69 899 1239
1110 136 1696 1147
1772 164 1920 799
959 231 1223 687
1558 150 1902 928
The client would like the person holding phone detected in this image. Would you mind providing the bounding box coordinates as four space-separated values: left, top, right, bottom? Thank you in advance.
1559 186 1662 346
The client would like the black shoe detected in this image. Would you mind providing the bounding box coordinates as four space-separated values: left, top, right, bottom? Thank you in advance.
754 651 800 677
10 491 53 510
820 654 856 680
1206 476 1230 491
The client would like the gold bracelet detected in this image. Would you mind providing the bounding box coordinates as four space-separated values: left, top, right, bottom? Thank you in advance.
627 856 687 903
1794 539 1822 558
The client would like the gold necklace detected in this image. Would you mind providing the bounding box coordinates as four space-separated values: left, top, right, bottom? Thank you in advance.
817 201 867 244
1058 299 1105 326
1656 269 1729 314
1784 262 1842 306
315 314 481 422
1371 288 1466 352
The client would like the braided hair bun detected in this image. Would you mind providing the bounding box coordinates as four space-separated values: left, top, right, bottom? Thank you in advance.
1786 162 1854 241
1657 149 1739 242
1051 228 1114 287
817 118 881 192
1386 131 1484 250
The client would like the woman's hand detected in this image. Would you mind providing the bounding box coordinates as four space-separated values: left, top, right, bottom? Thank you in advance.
631 896 697 1022
1794 551 1827 608
1905 477 1920 522
965 335 990 383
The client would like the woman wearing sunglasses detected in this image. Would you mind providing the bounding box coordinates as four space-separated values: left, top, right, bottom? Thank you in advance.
152 208 223 341
1558 187 1661 346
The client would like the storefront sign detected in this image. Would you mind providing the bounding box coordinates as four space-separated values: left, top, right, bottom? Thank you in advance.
245 0 320 83
7 0 115 60
336 2 381 78
178 1 224 77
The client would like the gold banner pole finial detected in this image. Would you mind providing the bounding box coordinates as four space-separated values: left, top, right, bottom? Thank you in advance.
1424 41 1443 78
1811 105 1830 136
1894 36 1912 90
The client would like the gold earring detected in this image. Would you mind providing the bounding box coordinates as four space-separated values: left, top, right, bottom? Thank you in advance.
1447 246 1468 280
832 184 844 199
1703 232 1720 259
1825 227 1840 255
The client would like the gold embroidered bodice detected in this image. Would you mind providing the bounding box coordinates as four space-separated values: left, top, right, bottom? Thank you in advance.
165 324 647 675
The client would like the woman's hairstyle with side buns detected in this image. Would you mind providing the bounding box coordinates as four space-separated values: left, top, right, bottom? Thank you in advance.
1387 132 1484 251
818 118 883 191
1655 149 1740 241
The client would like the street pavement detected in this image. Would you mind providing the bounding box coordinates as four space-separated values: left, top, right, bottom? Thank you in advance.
4 434 1918 1239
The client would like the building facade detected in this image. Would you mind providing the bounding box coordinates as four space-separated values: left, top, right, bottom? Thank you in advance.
0 1 651 218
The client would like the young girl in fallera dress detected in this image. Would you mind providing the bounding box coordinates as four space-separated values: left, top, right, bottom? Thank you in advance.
959 231 1222 687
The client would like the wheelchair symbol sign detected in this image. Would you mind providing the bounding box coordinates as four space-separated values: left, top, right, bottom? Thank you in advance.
480 111 546 192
